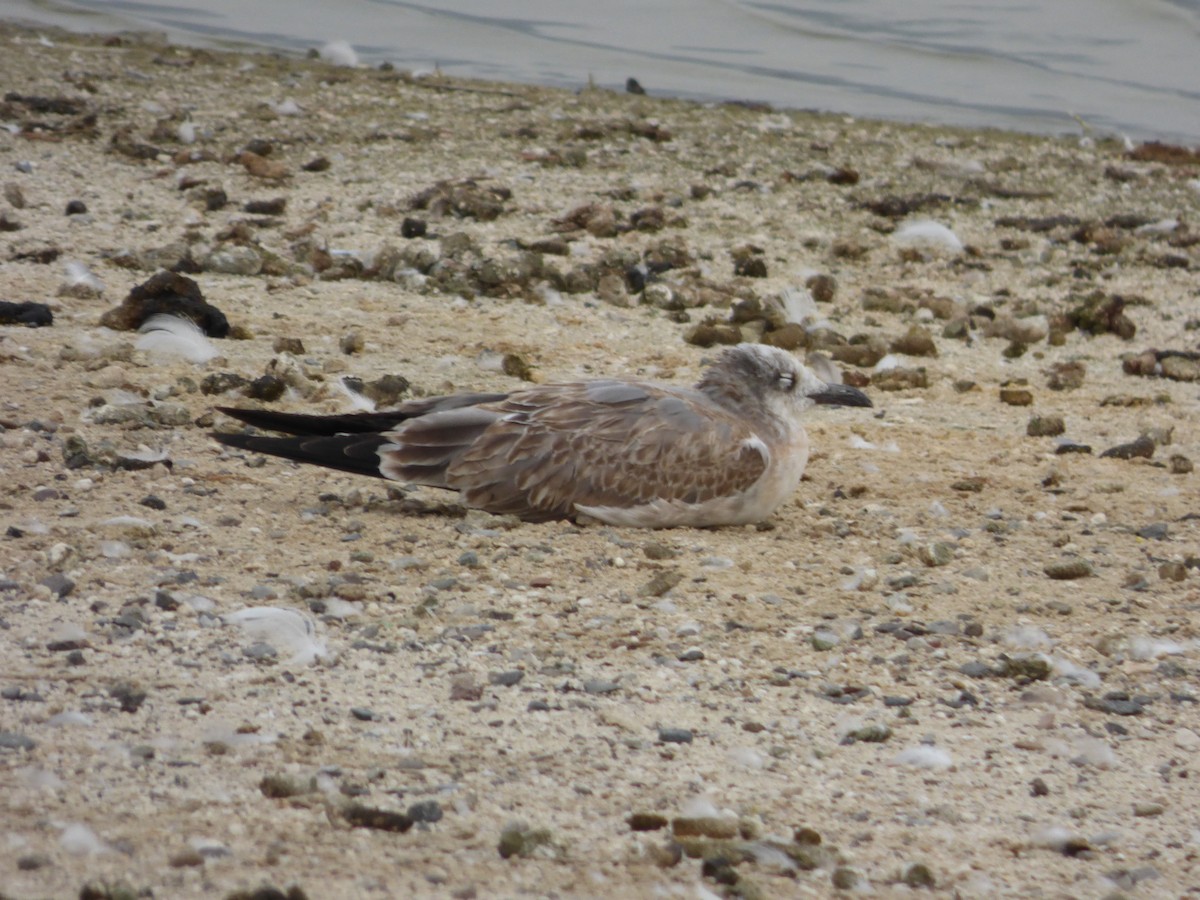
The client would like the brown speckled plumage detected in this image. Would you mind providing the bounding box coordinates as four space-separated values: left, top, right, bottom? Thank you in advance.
213 344 870 527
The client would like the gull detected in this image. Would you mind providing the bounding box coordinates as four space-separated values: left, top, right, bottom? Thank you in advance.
212 343 871 527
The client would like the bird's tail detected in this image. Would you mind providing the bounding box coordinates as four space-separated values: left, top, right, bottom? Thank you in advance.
212 429 392 479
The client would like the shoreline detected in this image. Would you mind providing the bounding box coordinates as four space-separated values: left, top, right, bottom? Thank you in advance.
2 22 1200 899
7 5 1200 146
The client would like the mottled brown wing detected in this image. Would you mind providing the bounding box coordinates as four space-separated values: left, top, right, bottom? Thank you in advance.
441 380 768 520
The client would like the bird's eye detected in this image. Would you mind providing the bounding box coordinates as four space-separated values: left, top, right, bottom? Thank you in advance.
778 372 796 391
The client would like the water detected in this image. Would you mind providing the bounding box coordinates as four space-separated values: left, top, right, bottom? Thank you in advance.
6 0 1200 142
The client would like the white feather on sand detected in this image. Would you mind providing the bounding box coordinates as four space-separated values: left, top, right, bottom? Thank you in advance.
223 606 328 665
136 314 217 363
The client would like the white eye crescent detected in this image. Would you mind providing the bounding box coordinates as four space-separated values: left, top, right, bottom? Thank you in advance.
778 372 796 391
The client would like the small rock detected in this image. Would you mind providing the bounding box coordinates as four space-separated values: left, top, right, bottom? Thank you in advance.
999 385 1033 406
1159 561 1187 582
671 816 737 839
0 731 36 751
1133 802 1165 817
842 723 892 744
831 867 860 890
489 670 525 687
639 570 682 597
1047 361 1086 390
1168 454 1193 474
259 773 314 798
169 848 204 868
1044 558 1094 580
406 800 443 823
628 812 669 831
204 245 263 276
1027 415 1065 437
583 679 620 695
1101 436 1155 459
902 862 936 888
890 324 938 357
658 727 693 744
918 542 954 567
497 823 557 859
342 803 413 833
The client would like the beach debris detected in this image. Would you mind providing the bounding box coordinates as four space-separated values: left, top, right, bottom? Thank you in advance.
0 300 52 326
136 314 218 363
100 270 230 336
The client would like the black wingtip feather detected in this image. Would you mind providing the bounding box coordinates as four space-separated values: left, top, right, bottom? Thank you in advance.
213 430 391 479
216 406 412 436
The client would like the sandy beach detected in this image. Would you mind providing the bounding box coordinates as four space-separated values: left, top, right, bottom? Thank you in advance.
2 23 1199 898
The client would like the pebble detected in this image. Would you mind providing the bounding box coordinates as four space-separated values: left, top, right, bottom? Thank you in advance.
902 863 936 888
918 541 954 567
1044 558 1094 580
204 246 263 275
489 670 525 686
39 573 76 598
583 679 619 694
260 775 313 800
497 823 556 859
671 816 738 838
999 384 1033 406
406 800 444 823
1084 692 1148 716
658 727 693 744
628 812 669 831
0 731 36 751
1100 435 1154 459
1027 415 1065 437
342 803 413 833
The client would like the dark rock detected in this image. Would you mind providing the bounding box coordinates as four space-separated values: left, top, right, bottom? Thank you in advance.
628 812 669 831
1084 692 1148 716
342 803 413 832
1100 436 1155 460
39 573 75 598
406 800 443 823
246 374 287 402
259 773 314 798
244 197 287 215
200 372 249 396
1055 441 1092 455
498 823 556 859
99 270 230 337
1027 415 1065 437
65 199 88 215
0 301 53 327
1067 291 1136 340
658 727 694 744
410 179 510 221
401 216 427 238
489 670 525 687
110 681 147 713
